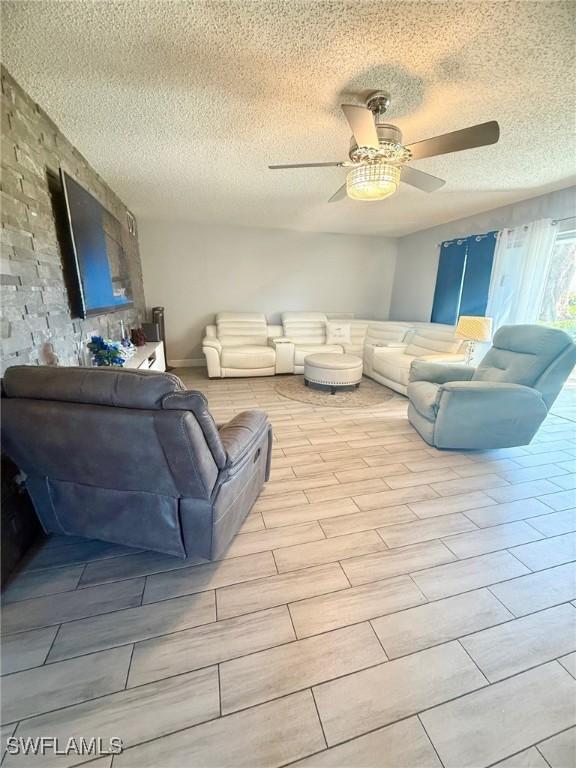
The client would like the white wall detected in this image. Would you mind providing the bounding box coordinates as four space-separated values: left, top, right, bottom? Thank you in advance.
390 186 576 321
139 220 397 364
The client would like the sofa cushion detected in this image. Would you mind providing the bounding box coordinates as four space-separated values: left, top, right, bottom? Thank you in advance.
406 333 461 357
407 381 442 420
294 344 343 366
372 350 413 386
221 345 276 369
473 325 573 387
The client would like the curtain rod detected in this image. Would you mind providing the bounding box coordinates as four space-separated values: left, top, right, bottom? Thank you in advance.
437 215 576 244
553 215 576 224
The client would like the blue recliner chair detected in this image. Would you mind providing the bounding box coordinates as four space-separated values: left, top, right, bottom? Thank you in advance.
407 325 576 450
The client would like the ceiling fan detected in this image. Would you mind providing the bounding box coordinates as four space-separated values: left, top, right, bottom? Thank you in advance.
269 91 500 203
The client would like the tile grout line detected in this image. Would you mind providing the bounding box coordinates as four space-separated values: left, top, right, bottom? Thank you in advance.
7 604 576 732
217 663 222 718
417 713 447 768
534 744 554 768
309 687 329 751
5 556 575 669
6 505 573 602
485 584 521 617
456 638 491 685
82 659 574 768
123 643 136 690
481 722 576 768
3 374 574 760
42 623 63 666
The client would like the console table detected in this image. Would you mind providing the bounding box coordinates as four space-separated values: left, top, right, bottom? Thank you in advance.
124 341 166 372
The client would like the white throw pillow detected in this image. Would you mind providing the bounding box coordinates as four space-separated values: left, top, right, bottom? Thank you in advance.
326 321 351 345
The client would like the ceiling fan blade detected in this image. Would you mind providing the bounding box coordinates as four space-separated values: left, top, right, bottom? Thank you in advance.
406 121 500 161
401 165 446 193
328 184 347 203
341 104 379 150
268 161 345 169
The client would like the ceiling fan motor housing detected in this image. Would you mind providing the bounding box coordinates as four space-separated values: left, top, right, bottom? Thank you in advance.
349 123 411 164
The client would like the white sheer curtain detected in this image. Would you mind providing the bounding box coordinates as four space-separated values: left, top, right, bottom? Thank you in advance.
486 218 558 329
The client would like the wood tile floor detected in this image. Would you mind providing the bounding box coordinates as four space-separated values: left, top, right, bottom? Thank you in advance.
1 370 575 768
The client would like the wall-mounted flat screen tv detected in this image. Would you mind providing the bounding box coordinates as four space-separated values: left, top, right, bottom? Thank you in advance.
61 169 133 318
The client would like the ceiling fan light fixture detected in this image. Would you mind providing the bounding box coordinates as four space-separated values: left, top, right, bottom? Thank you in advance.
346 163 400 201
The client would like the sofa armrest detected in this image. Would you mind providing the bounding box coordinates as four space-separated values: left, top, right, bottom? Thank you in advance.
219 410 270 467
441 381 545 397
202 338 222 378
202 337 222 351
373 344 407 356
417 353 466 363
269 338 295 374
410 360 475 384
435 381 548 442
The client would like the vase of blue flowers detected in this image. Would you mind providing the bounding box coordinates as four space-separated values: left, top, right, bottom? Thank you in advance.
87 336 126 367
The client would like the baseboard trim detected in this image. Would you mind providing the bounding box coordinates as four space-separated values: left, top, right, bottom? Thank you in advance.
169 358 206 368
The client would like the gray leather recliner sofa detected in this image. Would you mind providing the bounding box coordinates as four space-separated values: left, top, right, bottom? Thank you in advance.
1 366 272 559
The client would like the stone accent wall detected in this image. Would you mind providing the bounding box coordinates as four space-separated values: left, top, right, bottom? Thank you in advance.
0 66 146 374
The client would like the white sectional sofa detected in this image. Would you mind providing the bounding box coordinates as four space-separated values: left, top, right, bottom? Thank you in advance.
203 312 282 378
279 312 352 374
364 324 468 395
202 311 467 394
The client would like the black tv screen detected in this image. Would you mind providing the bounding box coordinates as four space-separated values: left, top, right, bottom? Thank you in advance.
61 169 133 318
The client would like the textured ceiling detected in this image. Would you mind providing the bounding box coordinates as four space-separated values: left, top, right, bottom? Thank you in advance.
1 0 575 236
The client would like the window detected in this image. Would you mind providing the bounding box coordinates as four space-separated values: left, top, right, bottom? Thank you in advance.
538 225 576 340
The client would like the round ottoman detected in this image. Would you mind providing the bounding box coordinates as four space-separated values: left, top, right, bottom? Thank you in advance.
304 353 363 394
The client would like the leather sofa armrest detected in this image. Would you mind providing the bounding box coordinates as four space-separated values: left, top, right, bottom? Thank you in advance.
417 353 466 363
410 360 475 384
441 381 542 396
269 338 295 373
373 344 407 355
219 410 270 467
202 337 222 351
435 381 548 442
414 380 549 450
202 338 222 377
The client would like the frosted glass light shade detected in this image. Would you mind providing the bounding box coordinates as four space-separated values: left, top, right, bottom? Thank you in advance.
455 315 493 342
346 163 401 201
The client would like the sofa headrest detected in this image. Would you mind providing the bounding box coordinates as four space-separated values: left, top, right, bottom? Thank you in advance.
473 325 575 389
2 366 185 410
282 312 327 323
216 312 269 345
216 312 267 324
491 325 572 357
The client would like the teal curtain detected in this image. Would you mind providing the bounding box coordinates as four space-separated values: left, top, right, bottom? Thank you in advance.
431 231 497 324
